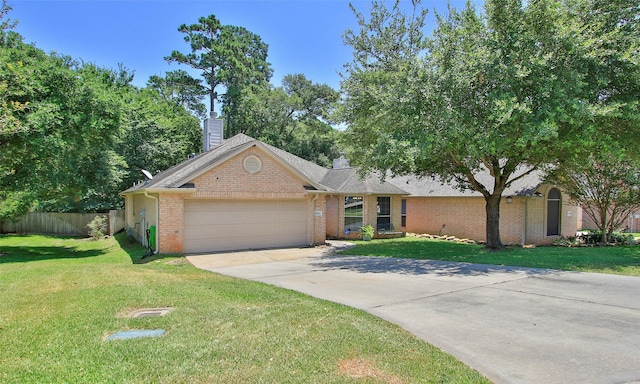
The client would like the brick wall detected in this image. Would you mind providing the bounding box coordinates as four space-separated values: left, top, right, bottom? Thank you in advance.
152 146 328 253
580 206 640 232
325 196 339 238
191 147 308 199
404 185 581 245
158 194 184 253
313 194 327 244
525 185 580 244
405 196 492 242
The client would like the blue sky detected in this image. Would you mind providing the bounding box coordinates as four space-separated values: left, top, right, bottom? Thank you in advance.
10 0 474 91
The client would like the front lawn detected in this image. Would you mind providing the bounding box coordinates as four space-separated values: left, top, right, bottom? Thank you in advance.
340 237 640 276
0 234 489 383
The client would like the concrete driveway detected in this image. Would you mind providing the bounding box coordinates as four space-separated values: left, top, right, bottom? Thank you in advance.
187 242 640 384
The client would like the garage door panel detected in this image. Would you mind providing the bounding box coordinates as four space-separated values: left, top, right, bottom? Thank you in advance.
183 200 309 253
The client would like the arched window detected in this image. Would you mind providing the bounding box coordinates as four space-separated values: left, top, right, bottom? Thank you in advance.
547 188 561 236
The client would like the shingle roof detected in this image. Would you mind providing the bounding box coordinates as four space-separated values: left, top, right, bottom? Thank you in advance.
322 168 408 195
388 169 545 197
259 140 330 187
122 134 546 197
123 134 256 193
122 134 407 195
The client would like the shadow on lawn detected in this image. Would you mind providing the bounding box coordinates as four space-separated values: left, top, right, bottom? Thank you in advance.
114 233 181 265
0 238 107 264
310 255 556 277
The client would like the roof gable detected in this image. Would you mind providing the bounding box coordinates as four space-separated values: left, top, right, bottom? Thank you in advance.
122 133 409 195
123 134 251 193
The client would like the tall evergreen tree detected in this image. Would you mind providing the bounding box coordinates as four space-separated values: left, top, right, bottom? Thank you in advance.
165 15 272 119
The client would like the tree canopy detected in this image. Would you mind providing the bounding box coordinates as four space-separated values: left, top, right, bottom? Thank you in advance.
1 34 122 214
1 5 346 222
340 0 639 248
227 74 342 167
549 0 640 241
1 27 202 217
165 15 272 114
147 70 207 119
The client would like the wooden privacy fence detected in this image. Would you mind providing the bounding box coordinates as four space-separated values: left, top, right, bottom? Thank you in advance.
1 210 126 236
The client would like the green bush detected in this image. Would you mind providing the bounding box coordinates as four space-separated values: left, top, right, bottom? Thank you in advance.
553 236 579 247
582 231 635 245
360 224 374 240
87 215 108 240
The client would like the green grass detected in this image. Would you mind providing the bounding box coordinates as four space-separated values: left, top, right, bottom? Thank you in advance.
0 234 489 383
340 237 640 276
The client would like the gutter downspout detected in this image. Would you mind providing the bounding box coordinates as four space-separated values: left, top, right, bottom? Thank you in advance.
521 198 528 246
337 196 341 238
311 193 319 246
144 190 159 254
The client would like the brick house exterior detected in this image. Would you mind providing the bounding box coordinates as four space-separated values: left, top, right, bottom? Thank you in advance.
122 134 580 254
390 175 581 245
122 134 405 254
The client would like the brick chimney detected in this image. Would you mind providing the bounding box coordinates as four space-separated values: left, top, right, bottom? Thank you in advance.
203 112 223 151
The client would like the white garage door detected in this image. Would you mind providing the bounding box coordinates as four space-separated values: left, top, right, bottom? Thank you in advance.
183 200 309 253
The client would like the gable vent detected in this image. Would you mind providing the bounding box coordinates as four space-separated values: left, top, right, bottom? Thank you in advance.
244 156 262 174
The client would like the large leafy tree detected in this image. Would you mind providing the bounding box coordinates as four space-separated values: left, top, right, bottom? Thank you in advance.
116 87 202 190
340 0 637 249
1 16 203 215
549 0 640 242
165 15 272 116
572 0 640 145
228 74 342 166
1 34 124 214
563 0 640 175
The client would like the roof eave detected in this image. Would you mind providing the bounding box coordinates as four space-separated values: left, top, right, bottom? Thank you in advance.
121 188 197 196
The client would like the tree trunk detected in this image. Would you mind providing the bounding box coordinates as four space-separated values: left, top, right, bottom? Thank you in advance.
599 207 608 243
485 194 503 249
210 89 216 115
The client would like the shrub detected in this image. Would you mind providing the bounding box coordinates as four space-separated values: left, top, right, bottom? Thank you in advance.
87 215 108 240
360 224 374 240
553 236 579 247
608 232 635 244
581 230 635 245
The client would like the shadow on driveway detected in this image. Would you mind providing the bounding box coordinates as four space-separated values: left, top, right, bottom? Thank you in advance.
309 254 557 277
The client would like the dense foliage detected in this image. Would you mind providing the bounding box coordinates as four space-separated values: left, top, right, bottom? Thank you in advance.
227 74 342 167
551 141 640 242
549 0 640 242
1 15 202 216
147 69 208 119
165 14 342 167
1 4 342 221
